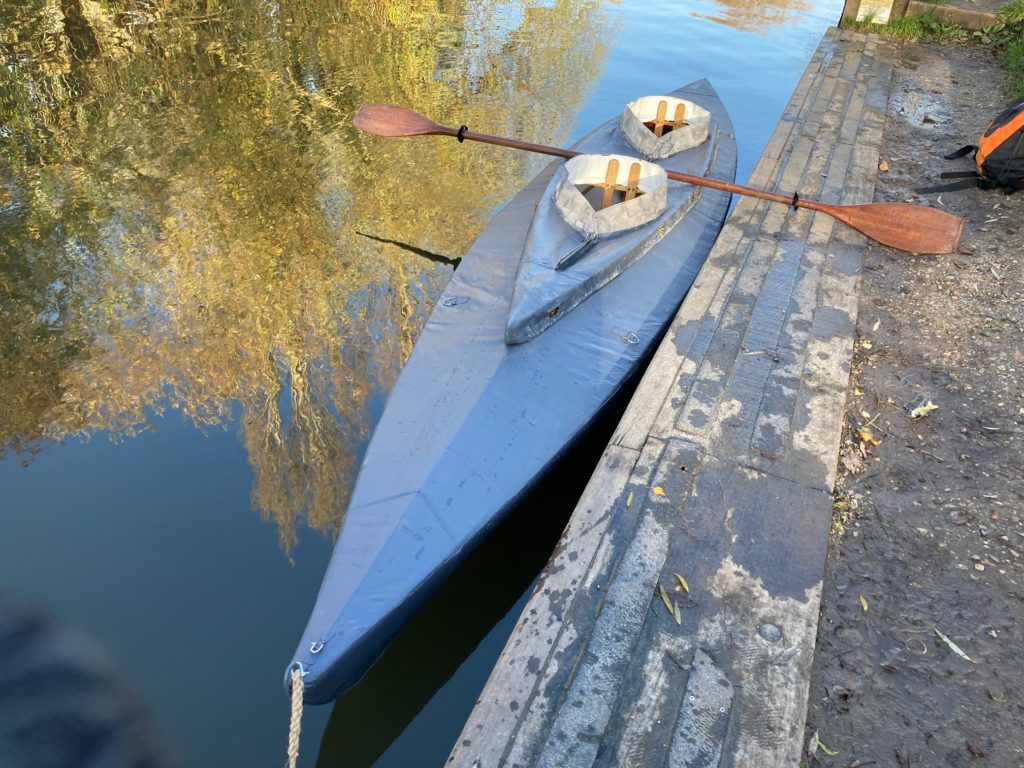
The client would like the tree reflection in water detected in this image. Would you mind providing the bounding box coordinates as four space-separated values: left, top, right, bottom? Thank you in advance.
0 0 613 549
695 0 814 31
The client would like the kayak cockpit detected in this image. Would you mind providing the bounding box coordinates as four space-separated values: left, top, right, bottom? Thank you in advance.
619 95 711 159
550 154 668 270
504 95 717 345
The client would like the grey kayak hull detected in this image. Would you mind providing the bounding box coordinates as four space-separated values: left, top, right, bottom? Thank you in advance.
288 80 736 704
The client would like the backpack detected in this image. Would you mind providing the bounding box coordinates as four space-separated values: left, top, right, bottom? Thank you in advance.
919 96 1024 195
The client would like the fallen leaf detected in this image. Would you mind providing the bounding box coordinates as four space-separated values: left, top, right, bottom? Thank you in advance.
673 601 682 626
658 583 673 615
816 736 839 757
674 573 690 593
857 427 882 446
910 400 939 419
854 388 863 396
935 628 975 663
652 486 666 497
626 491 634 507
861 340 873 350
860 595 868 612
967 736 993 758
879 160 890 172
860 410 872 420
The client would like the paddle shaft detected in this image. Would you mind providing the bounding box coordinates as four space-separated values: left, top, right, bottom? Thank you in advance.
352 103 963 254
444 126 820 212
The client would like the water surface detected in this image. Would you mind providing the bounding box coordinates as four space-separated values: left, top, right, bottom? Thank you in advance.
0 1 840 765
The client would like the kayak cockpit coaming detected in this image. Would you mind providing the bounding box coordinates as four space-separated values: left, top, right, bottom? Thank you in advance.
619 95 711 160
505 116 719 346
550 154 670 258
506 182 706 346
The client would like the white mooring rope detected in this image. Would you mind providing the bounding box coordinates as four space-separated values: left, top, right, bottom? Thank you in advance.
286 666 304 768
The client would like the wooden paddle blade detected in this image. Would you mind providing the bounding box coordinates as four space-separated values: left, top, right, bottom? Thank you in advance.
813 201 964 254
353 104 449 137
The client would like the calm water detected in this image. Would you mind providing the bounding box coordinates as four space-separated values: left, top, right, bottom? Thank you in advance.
0 1 841 765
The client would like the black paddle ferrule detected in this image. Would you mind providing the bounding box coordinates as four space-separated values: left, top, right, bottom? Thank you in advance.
457 125 469 143
791 191 800 208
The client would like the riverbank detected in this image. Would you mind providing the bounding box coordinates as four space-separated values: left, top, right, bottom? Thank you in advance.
843 0 1024 95
805 37 1024 767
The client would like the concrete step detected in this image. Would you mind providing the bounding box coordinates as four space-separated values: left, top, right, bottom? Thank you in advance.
906 0 999 30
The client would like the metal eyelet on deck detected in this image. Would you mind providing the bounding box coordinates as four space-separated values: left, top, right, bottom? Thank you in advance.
310 641 324 654
441 295 469 307
614 328 640 344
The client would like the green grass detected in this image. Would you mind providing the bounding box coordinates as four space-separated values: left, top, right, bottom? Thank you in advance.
997 2 1024 95
999 0 1024 24
843 13 969 42
1005 37 1024 95
844 4 1024 96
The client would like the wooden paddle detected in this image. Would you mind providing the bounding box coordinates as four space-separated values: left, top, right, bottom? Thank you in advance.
353 104 964 255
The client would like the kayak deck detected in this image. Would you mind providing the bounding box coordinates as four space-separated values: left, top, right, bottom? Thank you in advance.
288 79 736 704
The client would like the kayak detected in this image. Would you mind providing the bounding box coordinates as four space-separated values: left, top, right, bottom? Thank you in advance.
287 81 736 703
287 80 736 703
